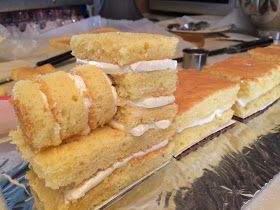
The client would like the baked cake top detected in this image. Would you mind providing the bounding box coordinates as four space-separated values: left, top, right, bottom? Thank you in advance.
70 32 179 66
175 70 238 114
250 45 280 56
204 55 279 81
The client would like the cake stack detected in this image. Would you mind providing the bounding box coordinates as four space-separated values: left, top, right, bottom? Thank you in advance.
205 55 280 120
10 32 179 210
173 70 239 156
71 32 179 149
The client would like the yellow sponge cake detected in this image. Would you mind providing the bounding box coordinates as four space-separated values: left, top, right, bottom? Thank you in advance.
112 69 177 101
10 126 173 209
11 66 118 150
205 55 280 118
73 65 117 129
38 71 90 139
28 141 173 210
71 32 178 66
249 45 280 63
11 80 61 149
174 70 239 156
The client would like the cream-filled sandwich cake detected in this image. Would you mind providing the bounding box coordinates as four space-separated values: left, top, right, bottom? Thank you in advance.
205 55 280 120
173 70 239 156
11 126 173 210
11 65 116 150
71 32 179 140
9 32 179 210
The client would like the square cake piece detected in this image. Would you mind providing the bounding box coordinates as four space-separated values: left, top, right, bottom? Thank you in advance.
173 70 239 156
205 55 280 119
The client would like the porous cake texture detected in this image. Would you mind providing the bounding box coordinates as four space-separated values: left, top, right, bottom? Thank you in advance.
28 142 173 210
204 55 280 118
73 65 117 129
174 70 239 155
10 127 172 190
249 45 280 63
11 66 117 150
71 32 179 66
10 32 180 210
11 127 173 210
112 70 177 100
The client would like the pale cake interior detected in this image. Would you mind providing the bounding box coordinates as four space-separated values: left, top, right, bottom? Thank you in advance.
10 126 173 190
233 84 280 118
112 70 177 101
74 65 116 129
113 103 177 129
70 32 178 66
38 71 89 140
28 142 173 210
11 80 61 149
174 109 234 156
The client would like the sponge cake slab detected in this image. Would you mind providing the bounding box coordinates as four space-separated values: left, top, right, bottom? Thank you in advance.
174 70 239 156
28 141 173 210
205 55 280 119
38 71 90 140
11 80 61 149
112 70 177 101
10 126 172 190
70 32 178 66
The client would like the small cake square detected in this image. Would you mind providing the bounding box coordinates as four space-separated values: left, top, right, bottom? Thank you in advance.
173 70 239 156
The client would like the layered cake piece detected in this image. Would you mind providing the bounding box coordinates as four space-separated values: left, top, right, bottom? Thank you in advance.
249 45 280 63
71 32 178 139
173 70 239 156
10 127 173 210
9 32 179 210
11 65 117 150
205 55 280 119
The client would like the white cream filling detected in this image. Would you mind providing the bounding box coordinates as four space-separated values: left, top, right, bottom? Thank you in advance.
176 104 232 133
125 95 175 109
64 139 169 202
67 74 92 109
110 120 171 137
76 58 177 75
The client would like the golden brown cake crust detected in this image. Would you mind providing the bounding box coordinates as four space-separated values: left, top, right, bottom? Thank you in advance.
204 55 279 81
175 70 238 114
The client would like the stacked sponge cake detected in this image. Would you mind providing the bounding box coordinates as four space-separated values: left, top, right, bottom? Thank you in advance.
173 70 239 156
205 55 280 119
10 32 178 210
71 32 178 143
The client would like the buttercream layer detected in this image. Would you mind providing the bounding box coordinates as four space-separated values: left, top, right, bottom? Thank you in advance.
118 95 175 109
77 58 177 75
110 120 171 136
176 104 232 133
